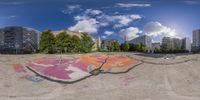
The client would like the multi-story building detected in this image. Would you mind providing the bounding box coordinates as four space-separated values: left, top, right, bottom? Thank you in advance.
129 35 152 52
101 39 117 51
192 29 200 52
91 36 102 51
162 37 182 51
182 37 191 52
95 36 101 49
173 38 182 50
162 37 192 52
0 26 40 53
151 42 161 52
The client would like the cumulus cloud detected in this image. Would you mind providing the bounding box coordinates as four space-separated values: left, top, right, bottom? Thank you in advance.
144 21 179 39
62 4 82 14
68 17 99 33
104 31 114 36
119 27 141 41
84 9 102 15
113 15 141 28
68 8 142 34
116 3 151 8
99 14 142 28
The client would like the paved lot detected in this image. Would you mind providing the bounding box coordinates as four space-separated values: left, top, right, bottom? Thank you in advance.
0 52 200 100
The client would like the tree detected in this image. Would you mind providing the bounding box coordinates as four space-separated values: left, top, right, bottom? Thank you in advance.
140 43 147 52
39 30 55 53
114 41 120 51
161 43 171 53
121 41 130 51
80 33 94 53
71 35 81 52
55 32 67 53
136 43 147 52
111 40 120 51
129 43 137 51
63 34 71 53
154 47 161 53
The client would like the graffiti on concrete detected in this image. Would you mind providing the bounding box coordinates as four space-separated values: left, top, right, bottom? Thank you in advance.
12 64 26 73
12 54 140 83
12 64 43 83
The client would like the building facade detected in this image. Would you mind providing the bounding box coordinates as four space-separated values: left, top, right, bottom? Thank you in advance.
96 36 101 49
129 35 152 52
192 29 200 52
91 36 102 51
101 39 117 51
162 37 191 52
151 42 161 52
182 37 191 52
162 37 182 51
0 26 40 53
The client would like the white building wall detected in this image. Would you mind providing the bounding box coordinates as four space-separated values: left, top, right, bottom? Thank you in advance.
193 29 200 47
183 37 191 52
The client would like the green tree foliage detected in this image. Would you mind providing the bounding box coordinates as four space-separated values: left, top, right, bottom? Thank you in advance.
154 47 161 53
112 41 120 51
55 32 67 53
106 40 120 52
161 43 186 53
80 33 94 53
121 41 130 51
39 31 94 54
39 30 55 53
129 43 137 51
136 43 147 52
70 35 81 52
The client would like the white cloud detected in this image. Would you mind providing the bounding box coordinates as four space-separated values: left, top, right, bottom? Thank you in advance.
114 15 141 27
74 15 89 21
184 1 200 5
119 27 141 41
8 16 16 18
116 3 151 8
101 14 142 28
68 8 142 34
144 21 179 39
84 9 102 15
0 1 23 5
104 31 114 36
68 16 99 33
0 15 17 19
101 35 107 39
62 4 82 14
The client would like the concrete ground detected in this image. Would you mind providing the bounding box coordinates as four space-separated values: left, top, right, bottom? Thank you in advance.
1 52 200 100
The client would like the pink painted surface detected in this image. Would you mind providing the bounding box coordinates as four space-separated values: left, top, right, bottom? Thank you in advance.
71 62 89 72
12 64 26 73
24 54 138 82
28 63 73 79
27 57 90 80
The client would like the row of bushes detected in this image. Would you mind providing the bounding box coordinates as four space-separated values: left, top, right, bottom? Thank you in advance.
99 41 148 53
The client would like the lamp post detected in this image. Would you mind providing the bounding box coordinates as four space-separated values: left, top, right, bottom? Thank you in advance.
15 43 20 54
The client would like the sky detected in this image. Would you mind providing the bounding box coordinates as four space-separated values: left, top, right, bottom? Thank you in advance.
0 0 200 43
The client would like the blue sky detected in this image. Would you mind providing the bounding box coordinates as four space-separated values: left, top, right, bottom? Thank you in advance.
0 0 200 43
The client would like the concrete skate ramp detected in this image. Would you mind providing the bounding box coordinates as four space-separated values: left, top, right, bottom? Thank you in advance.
1 53 200 100
25 54 140 83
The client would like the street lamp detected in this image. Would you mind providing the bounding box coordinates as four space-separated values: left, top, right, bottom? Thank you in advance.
15 43 20 54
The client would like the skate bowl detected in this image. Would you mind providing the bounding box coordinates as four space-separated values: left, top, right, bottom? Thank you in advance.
24 54 141 83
